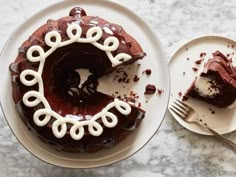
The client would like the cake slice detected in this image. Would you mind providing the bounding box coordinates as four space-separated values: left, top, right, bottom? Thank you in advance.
183 51 236 108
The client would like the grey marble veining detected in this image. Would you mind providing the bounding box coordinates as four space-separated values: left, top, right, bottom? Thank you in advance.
0 0 236 176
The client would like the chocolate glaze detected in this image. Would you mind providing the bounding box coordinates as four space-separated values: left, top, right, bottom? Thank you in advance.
9 7 146 152
69 7 87 18
184 51 236 108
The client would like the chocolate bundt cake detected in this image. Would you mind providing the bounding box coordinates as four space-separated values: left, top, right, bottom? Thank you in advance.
9 7 146 152
183 51 236 108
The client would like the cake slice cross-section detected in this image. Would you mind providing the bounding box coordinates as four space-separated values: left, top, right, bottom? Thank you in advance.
183 51 236 108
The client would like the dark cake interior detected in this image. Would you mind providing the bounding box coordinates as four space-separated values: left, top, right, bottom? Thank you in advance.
183 51 236 108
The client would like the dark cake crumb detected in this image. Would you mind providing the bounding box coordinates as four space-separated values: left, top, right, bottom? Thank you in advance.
178 92 182 97
183 72 186 75
200 52 206 57
192 67 198 72
133 75 140 82
226 52 234 59
143 69 152 75
144 84 156 94
114 70 130 84
195 59 203 65
157 89 163 95
209 108 215 114
138 102 142 108
113 90 140 105
186 58 190 61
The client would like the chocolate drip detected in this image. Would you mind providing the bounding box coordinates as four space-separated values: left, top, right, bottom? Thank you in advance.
69 7 87 18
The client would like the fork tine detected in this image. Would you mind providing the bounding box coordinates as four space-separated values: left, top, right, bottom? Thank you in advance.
173 100 189 111
169 106 185 119
171 103 188 115
174 100 189 112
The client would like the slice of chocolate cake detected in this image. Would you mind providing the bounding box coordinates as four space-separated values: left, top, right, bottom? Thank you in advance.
183 51 236 108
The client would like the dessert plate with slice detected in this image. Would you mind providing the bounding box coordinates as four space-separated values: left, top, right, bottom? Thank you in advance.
169 35 236 135
0 0 169 168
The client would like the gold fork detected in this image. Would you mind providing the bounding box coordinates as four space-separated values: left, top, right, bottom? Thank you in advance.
169 99 236 154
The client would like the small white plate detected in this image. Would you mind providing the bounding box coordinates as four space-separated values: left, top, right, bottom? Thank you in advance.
0 0 169 168
168 35 236 135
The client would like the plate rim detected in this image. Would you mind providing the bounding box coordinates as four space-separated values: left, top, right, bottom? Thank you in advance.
0 0 170 168
168 34 236 136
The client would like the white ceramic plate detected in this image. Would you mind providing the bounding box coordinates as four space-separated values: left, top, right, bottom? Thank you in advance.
0 0 169 168
168 35 236 135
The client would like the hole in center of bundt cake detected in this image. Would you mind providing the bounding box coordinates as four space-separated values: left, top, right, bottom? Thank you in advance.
42 43 116 117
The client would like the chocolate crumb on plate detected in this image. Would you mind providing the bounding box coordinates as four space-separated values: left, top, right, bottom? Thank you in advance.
192 67 198 72
157 89 163 95
209 108 215 114
178 91 182 97
144 84 156 94
133 75 140 82
138 102 142 108
143 69 152 75
200 52 206 57
195 59 203 65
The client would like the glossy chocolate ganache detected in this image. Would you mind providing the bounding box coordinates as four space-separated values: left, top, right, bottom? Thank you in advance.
9 7 146 152
183 51 236 108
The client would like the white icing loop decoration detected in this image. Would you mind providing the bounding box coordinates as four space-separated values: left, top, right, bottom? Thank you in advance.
114 98 132 115
86 26 103 42
23 91 42 107
101 111 118 128
26 45 45 63
103 37 119 51
70 124 85 140
20 70 41 87
19 22 133 140
45 31 61 47
88 121 103 136
66 23 82 42
52 119 68 138
33 109 52 127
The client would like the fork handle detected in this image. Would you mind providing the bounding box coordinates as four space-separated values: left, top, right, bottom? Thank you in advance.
205 126 236 154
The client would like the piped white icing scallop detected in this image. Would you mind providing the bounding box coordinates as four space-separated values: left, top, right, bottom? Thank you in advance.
19 23 132 140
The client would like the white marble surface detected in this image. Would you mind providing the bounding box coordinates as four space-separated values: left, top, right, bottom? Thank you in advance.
1 0 236 176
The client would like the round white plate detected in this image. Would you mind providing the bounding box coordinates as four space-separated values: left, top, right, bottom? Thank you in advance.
0 0 169 168
168 35 236 135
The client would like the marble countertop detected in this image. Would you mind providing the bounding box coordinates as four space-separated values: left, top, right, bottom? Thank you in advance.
1 0 236 176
